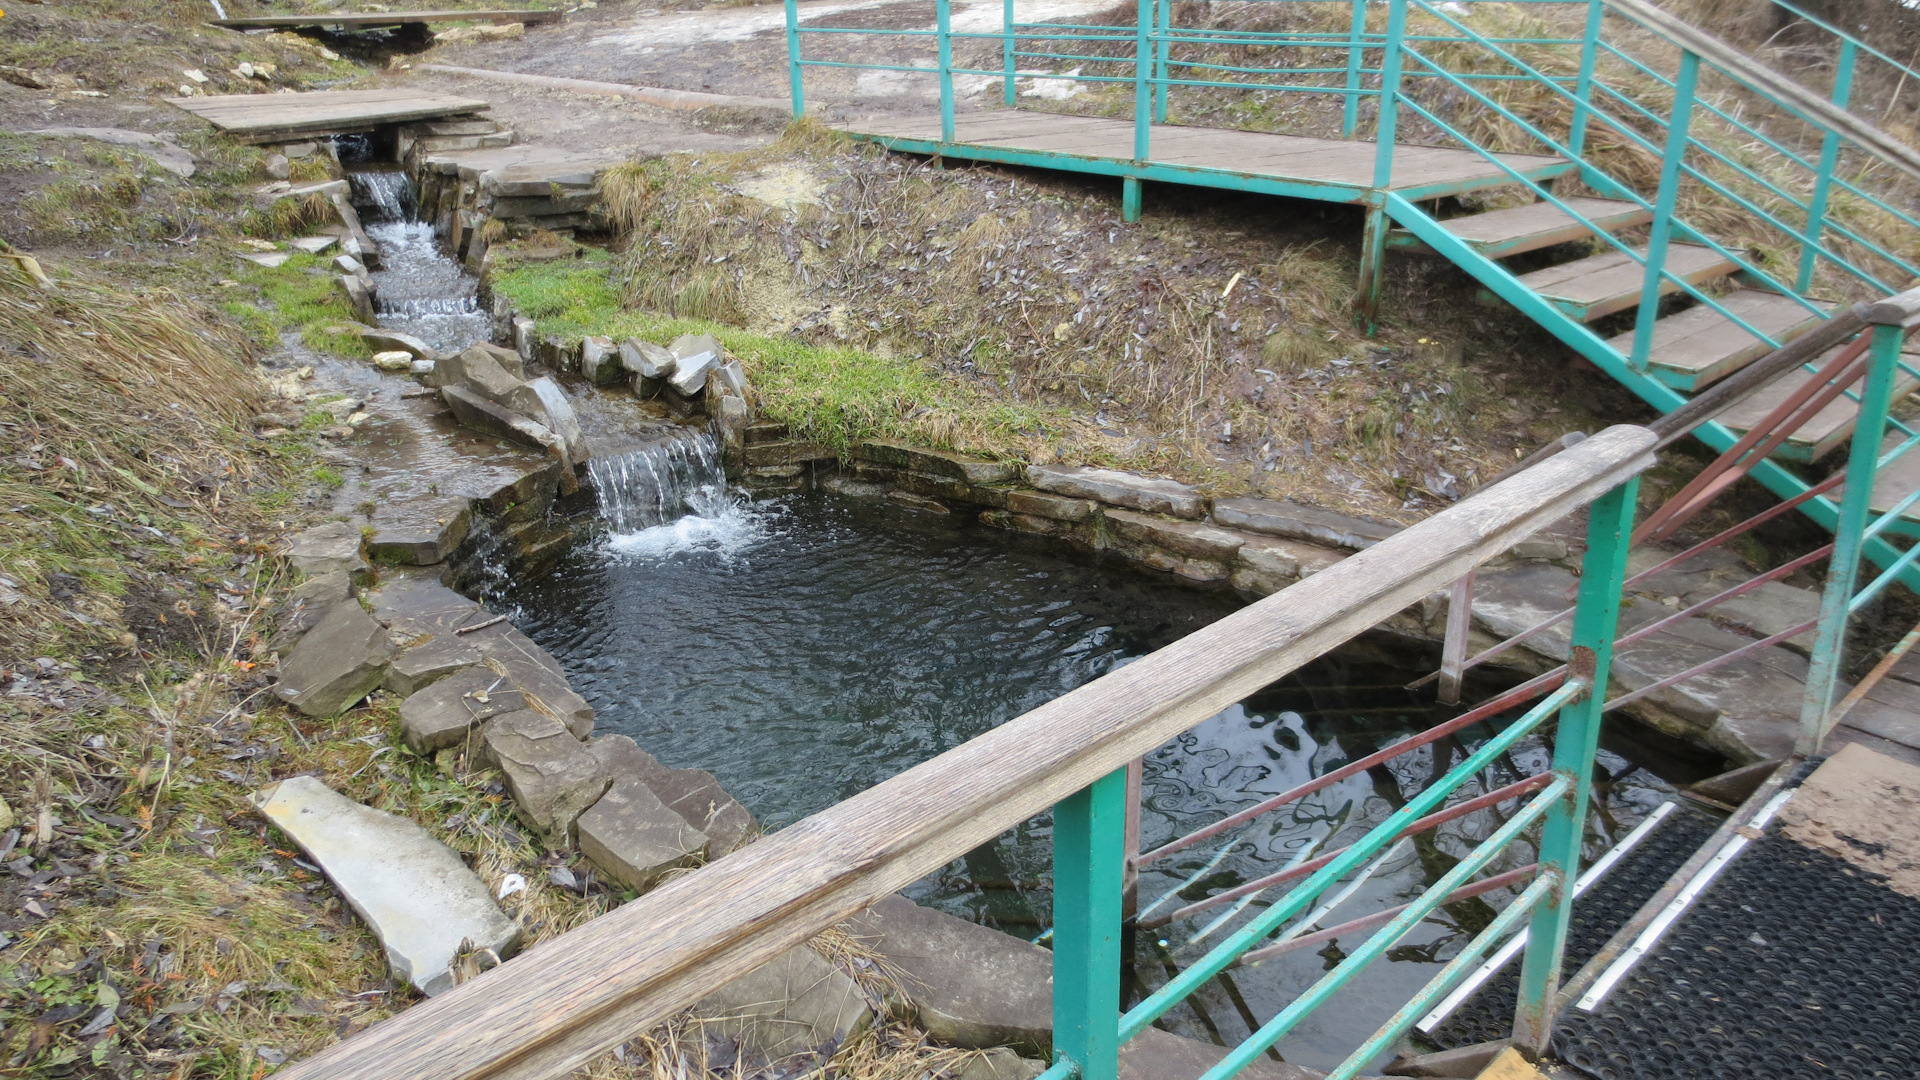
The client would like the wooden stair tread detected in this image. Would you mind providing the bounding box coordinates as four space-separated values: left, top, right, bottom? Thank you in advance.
1390 196 1651 258
1614 290 1833 391
1517 243 1737 321
1714 339 1920 462
1871 431 1920 523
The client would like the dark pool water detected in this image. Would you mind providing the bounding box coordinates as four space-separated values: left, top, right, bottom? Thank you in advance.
501 486 1679 1071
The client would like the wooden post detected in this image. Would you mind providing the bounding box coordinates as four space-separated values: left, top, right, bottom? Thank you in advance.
1437 571 1475 705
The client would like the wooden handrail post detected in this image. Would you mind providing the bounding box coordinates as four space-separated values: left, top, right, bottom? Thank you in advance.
1437 571 1476 705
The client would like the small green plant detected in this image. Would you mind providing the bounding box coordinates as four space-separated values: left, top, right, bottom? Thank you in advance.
310 465 345 489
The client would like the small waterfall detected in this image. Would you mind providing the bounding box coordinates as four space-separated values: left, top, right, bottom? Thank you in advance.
350 170 414 223
588 434 763 556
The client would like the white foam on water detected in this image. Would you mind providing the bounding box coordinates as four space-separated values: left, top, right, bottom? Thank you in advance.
592 433 771 559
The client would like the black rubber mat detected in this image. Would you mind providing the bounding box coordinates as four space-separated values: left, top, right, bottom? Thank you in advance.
1430 804 1722 1048
1553 832 1920 1080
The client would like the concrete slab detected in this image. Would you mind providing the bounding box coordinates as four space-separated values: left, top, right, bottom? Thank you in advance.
1778 742 1920 900
251 775 519 996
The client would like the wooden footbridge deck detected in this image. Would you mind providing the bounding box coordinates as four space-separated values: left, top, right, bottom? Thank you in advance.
209 9 561 31
162 89 491 145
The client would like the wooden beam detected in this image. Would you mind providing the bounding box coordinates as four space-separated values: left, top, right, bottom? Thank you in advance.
210 9 563 29
270 426 1658 1080
161 90 491 144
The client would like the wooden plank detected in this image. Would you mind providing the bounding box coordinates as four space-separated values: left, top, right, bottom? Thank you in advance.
210 9 562 28
1392 197 1652 258
1621 290 1832 390
1715 342 1920 461
163 90 491 143
268 426 1657 1080
1519 243 1737 322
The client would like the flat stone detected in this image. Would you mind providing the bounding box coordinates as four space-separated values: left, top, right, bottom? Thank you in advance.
1005 489 1094 522
26 126 196 178
384 636 485 698
443 385 564 458
484 710 611 848
458 621 596 738
366 496 472 566
693 945 872 1065
398 665 527 754
580 335 621 385
667 334 721 396
250 775 519 997
601 740 755 854
958 1049 1045 1080
270 569 352 651
275 602 395 717
1211 497 1398 550
1026 465 1205 519
367 572 483 638
1231 535 1346 597
844 894 1052 1054
1104 509 1247 561
241 252 291 269
745 441 834 467
1119 1027 1323 1080
619 338 675 380
578 736 709 891
853 441 1019 485
285 520 365 578
290 235 338 255
360 328 432 358
978 509 1097 549
1699 579 1821 654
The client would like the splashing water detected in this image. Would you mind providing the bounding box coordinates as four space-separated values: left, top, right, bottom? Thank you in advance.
350 170 414 222
588 434 763 556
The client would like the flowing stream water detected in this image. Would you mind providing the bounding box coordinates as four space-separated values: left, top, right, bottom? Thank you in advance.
500 444 1692 1071
349 168 492 354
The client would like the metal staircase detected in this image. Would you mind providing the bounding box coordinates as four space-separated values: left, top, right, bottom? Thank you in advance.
784 0 1920 584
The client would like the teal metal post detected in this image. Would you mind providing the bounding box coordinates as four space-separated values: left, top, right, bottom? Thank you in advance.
1125 0 1150 223
1628 49 1698 372
1052 767 1128 1080
1568 0 1604 157
1004 0 1017 106
1153 0 1171 124
1798 323 1903 755
1341 0 1367 138
1511 476 1637 1055
938 0 956 143
784 0 804 118
1360 0 1408 331
1797 40 1856 293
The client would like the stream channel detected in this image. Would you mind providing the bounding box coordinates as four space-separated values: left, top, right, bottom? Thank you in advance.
349 165 1704 1073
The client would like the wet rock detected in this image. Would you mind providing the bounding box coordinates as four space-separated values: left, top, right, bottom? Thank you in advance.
693 945 872 1065
457 623 596 739
514 376 588 465
361 328 433 358
844 894 1050 1053
285 520 365 578
853 441 1018 486
398 665 527 754
483 710 611 848
580 335 621 386
1232 535 1345 597
337 273 376 323
334 253 372 291
1026 465 1206 519
384 636 485 697
442 385 567 463
274 602 395 717
372 350 413 373
250 775 520 996
513 317 536 362
1104 509 1243 580
1005 490 1094 522
667 334 722 396
367 497 472 566
578 736 708 891
1211 496 1398 550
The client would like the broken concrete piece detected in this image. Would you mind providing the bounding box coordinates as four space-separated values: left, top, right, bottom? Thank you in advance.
251 775 520 996
1212 496 1397 550
384 636 485 698
668 334 721 396
845 894 1051 1054
274 602 395 717
693 945 872 1065
578 735 709 891
285 520 365 578
361 328 432 358
484 710 611 848
1025 465 1206 519
398 664 528 754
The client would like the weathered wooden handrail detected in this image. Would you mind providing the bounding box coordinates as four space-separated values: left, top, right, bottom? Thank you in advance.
275 425 1657 1080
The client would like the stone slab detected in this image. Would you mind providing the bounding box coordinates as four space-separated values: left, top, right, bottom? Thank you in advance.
366 496 471 567
1230 534 1346 597
1104 508 1247 561
1005 489 1094 522
693 944 872 1065
384 635 485 698
605 741 755 854
360 328 433 359
443 384 562 456
1026 465 1205 520
274 601 395 717
1211 496 1398 550
251 775 519 996
270 569 351 651
285 520 366 578
484 709 610 848
844 895 1052 1054
398 664 528 754
578 736 709 892
853 440 1019 485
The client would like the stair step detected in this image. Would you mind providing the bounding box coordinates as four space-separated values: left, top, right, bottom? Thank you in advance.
1387 197 1652 258
1613 290 1834 391
1713 339 1920 462
1504 243 1738 322
1871 431 1920 526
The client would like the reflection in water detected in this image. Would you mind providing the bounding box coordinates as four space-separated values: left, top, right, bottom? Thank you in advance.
502 490 1674 1070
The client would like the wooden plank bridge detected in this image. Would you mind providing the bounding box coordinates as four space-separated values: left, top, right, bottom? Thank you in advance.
161 89 491 145
209 9 562 31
